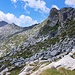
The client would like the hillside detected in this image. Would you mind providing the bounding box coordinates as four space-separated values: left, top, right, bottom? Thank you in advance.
0 22 40 56
0 7 75 75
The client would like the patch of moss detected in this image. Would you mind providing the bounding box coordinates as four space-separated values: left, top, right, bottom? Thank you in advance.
65 20 75 38
40 68 75 75
11 35 59 59
44 36 59 45
59 31 67 40
6 34 27 46
58 67 75 75
60 20 75 38
73 53 75 59
9 67 23 75
40 68 63 75
39 21 59 35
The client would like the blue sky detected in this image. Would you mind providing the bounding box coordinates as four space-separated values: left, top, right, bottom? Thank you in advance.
0 0 75 27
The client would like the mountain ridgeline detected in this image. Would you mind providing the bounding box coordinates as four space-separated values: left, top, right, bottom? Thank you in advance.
0 21 8 27
0 7 75 75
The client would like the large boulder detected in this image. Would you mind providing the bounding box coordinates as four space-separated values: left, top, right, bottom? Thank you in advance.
51 50 58 56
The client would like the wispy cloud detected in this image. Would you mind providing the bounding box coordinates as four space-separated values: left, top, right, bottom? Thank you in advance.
51 5 59 10
11 0 18 3
22 0 50 13
0 11 38 26
65 0 75 7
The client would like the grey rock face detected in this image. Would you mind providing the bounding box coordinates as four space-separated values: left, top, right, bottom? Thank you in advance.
0 21 8 27
49 8 59 22
51 50 58 56
48 8 59 27
48 7 75 23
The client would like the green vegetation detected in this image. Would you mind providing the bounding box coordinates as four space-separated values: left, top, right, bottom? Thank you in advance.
58 67 75 75
0 59 11 70
72 53 75 58
63 20 75 38
59 31 67 40
57 19 75 39
40 68 75 75
44 36 59 45
10 35 59 59
5 34 27 46
40 68 63 75
0 34 27 55
39 21 59 35
9 67 23 75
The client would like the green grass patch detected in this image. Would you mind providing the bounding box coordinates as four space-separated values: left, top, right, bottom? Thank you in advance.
40 68 75 75
9 67 23 75
40 68 63 75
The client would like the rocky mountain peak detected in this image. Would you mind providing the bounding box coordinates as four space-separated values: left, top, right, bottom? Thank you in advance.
48 7 75 23
48 8 59 22
0 21 8 27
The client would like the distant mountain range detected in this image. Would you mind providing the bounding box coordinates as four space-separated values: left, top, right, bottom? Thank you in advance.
0 21 8 27
0 20 39 40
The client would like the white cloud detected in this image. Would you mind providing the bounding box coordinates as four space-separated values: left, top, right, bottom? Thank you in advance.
65 0 75 6
52 5 59 10
0 11 38 26
11 0 17 3
22 0 50 13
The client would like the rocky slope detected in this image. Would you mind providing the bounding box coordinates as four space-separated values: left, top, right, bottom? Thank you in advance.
0 7 75 75
0 21 40 56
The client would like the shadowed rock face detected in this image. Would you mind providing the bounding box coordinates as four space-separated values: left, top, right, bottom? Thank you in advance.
0 21 8 27
48 8 59 22
60 7 75 22
48 7 75 22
